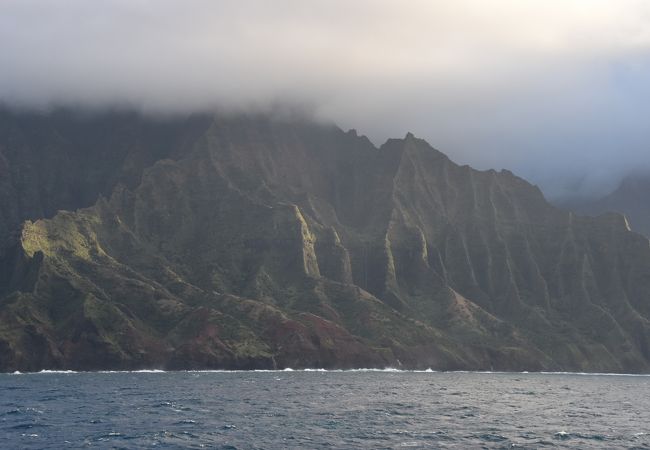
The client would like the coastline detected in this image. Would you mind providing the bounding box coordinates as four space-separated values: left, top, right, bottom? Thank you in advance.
4 368 650 376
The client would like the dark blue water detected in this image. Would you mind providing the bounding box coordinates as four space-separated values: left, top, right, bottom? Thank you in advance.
1 370 649 449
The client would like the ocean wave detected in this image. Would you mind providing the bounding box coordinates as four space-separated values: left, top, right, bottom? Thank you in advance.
38 370 77 374
3 368 650 376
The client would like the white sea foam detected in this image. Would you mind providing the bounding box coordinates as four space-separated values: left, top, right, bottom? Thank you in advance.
96 369 166 374
38 370 77 374
2 368 649 376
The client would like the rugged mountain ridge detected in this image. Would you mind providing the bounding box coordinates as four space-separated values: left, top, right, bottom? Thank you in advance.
1 111 650 372
566 173 650 238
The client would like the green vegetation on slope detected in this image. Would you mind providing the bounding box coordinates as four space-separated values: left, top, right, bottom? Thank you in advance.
1 112 649 372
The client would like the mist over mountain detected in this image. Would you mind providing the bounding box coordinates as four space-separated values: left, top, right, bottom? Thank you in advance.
561 171 650 238
2 1 650 197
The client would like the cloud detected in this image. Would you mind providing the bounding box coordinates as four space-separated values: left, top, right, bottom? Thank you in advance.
2 0 650 198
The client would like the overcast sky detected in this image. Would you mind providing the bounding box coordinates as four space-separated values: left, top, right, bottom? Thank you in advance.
2 0 650 198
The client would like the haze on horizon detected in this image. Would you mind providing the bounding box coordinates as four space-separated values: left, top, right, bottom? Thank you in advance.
2 0 650 199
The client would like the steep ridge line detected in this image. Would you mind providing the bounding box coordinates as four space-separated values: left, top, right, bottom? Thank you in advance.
1 111 649 372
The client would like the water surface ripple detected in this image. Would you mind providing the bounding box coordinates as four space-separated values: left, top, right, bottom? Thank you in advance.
1 370 649 449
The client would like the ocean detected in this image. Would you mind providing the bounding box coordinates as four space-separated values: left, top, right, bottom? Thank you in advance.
1 370 649 449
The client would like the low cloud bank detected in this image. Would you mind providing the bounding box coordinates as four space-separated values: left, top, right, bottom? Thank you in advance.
2 0 650 198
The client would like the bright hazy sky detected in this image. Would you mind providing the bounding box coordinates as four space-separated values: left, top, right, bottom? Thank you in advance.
2 0 650 198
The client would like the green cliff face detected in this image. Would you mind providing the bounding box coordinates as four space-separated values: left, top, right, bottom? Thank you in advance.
1 111 650 372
